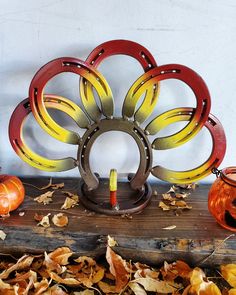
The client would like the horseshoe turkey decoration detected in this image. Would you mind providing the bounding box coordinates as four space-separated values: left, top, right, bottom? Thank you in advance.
9 40 226 215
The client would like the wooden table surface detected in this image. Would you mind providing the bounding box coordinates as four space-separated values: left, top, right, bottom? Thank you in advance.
0 177 235 266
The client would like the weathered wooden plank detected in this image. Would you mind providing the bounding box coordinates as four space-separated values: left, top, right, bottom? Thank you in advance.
0 177 235 266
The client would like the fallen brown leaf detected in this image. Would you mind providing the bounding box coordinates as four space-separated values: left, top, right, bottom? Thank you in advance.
106 246 130 292
50 272 81 286
61 197 79 210
35 178 64 190
33 278 49 295
183 267 221 295
37 214 50 228
0 255 34 279
34 213 44 222
52 213 68 227
34 191 54 205
107 235 118 247
0 230 6 240
221 264 236 288
162 225 177 230
131 277 176 293
0 243 233 294
49 247 73 265
159 201 170 211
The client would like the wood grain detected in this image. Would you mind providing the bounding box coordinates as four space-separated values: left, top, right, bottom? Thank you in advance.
0 177 235 266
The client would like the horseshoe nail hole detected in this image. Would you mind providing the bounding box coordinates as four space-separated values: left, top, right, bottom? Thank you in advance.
91 60 95 65
208 118 217 127
23 101 30 109
232 199 236 207
160 71 165 74
172 70 177 73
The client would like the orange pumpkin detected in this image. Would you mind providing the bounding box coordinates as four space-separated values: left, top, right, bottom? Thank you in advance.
0 175 25 215
208 167 236 232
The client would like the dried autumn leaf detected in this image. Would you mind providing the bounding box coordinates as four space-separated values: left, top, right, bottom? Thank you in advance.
121 213 133 219
0 230 6 240
0 278 12 290
6 269 37 284
172 200 192 209
162 225 177 230
106 246 130 292
48 247 73 265
34 191 54 205
44 252 64 274
37 178 64 190
162 193 176 202
63 191 79 200
0 255 34 279
51 182 64 189
34 213 44 222
161 260 191 282
131 277 176 293
34 278 50 295
61 197 78 210
134 268 159 279
129 281 147 295
167 187 176 193
174 183 197 190
42 284 68 295
175 192 190 199
107 235 118 247
221 264 236 288
74 291 95 295
183 267 221 295
74 256 96 267
159 201 170 211
92 267 105 284
98 281 117 293
52 213 68 227
37 214 51 228
50 272 81 286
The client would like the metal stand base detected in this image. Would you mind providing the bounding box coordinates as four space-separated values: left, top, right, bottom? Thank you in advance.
78 175 152 215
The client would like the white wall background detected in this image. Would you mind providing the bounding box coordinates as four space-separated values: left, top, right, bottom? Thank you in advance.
0 0 235 183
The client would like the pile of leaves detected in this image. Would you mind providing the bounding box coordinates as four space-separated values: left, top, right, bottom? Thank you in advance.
159 184 196 215
0 239 236 295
